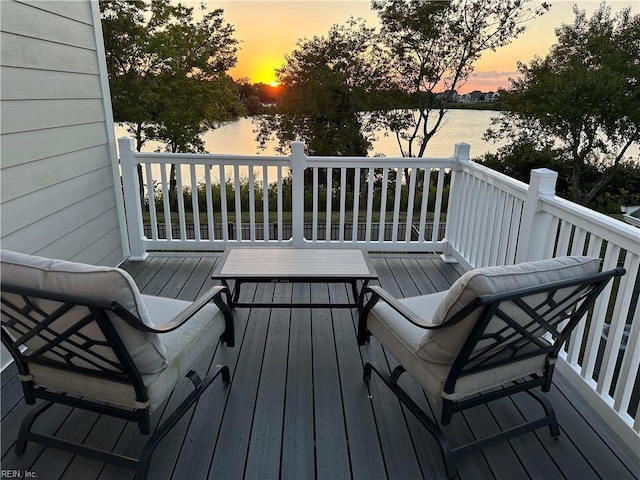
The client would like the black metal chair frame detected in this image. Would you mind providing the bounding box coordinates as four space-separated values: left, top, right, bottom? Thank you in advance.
1 282 235 480
358 267 625 478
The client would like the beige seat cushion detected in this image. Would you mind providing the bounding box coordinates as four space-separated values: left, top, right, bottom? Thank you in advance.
27 295 226 410
416 256 601 364
0 250 167 374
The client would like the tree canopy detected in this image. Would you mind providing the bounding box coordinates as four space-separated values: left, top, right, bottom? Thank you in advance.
484 3 640 206
100 0 244 153
254 18 389 156
255 0 547 159
373 0 549 157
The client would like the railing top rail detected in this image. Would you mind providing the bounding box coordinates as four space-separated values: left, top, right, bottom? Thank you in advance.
131 151 458 170
132 150 289 166
459 158 529 198
304 156 455 169
542 194 640 250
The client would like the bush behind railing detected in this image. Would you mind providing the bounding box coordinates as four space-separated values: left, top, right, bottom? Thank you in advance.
144 169 450 219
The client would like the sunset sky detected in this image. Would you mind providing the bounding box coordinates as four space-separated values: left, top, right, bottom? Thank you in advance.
198 0 637 93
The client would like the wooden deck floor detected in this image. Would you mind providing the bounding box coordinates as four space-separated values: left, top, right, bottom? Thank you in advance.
1 253 637 480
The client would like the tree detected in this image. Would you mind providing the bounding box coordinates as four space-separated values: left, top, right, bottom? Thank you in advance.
485 3 640 206
254 18 388 157
372 0 549 158
100 0 155 151
101 0 245 204
102 0 243 150
151 73 244 205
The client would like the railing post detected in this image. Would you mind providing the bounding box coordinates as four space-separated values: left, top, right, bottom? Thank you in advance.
515 168 558 263
291 141 306 247
441 142 469 263
118 137 148 261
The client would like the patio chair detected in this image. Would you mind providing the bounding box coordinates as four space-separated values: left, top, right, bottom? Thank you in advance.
0 250 235 479
357 256 625 478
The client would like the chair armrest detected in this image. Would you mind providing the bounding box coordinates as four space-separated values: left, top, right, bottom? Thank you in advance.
112 286 232 334
364 286 443 330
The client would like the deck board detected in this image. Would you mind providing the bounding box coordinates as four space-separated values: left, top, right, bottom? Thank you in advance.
2 253 637 480
281 284 315 479
1 367 22 421
330 282 388 479
311 283 352 479
244 283 291 480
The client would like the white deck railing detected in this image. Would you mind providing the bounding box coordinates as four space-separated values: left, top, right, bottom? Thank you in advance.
118 138 454 255
118 136 639 450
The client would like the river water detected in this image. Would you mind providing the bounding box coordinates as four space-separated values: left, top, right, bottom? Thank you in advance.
115 109 505 159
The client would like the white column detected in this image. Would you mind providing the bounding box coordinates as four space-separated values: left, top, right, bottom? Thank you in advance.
118 137 148 260
290 142 306 247
516 168 558 263
440 142 469 263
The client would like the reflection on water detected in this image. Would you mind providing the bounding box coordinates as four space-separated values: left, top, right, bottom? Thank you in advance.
114 109 504 158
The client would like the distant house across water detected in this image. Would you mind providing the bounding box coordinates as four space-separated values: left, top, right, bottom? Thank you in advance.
437 89 500 103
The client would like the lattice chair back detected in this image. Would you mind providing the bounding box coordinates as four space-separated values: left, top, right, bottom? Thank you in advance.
1 250 169 408
1 285 148 406
446 269 620 396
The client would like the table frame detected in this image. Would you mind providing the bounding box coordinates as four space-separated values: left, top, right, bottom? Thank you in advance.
211 248 378 309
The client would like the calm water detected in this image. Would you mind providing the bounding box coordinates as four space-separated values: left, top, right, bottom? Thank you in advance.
114 110 638 187
115 109 504 159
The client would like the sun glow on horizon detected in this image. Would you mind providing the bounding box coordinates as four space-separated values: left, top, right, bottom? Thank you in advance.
230 53 282 85
214 1 638 90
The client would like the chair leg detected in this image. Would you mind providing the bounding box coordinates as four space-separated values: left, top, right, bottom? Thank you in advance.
363 362 458 479
13 366 231 480
214 292 235 347
16 401 139 470
135 364 231 480
526 388 560 437
15 400 54 455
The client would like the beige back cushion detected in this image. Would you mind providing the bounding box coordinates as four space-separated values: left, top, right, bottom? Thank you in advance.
0 250 167 374
416 256 601 364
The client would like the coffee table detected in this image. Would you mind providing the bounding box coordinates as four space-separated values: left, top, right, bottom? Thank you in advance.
212 247 378 309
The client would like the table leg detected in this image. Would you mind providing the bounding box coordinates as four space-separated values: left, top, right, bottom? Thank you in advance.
232 280 244 306
349 280 359 306
221 279 242 308
353 279 370 311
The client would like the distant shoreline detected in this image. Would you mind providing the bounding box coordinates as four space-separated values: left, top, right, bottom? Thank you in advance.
444 103 501 111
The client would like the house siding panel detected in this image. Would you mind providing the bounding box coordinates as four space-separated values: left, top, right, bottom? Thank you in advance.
0 98 105 135
1 1 95 49
1 145 111 203
2 67 102 100
0 0 127 368
0 0 126 263
38 209 122 263
1 32 99 74
2 165 117 235
1 123 108 168
0 189 117 255
18 0 94 24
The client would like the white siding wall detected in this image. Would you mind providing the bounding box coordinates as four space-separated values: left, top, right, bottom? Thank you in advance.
0 0 127 264
0 0 128 368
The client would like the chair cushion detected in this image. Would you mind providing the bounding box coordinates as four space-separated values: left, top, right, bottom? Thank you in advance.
0 250 167 374
367 291 548 404
26 294 226 410
416 256 601 364
142 295 226 410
